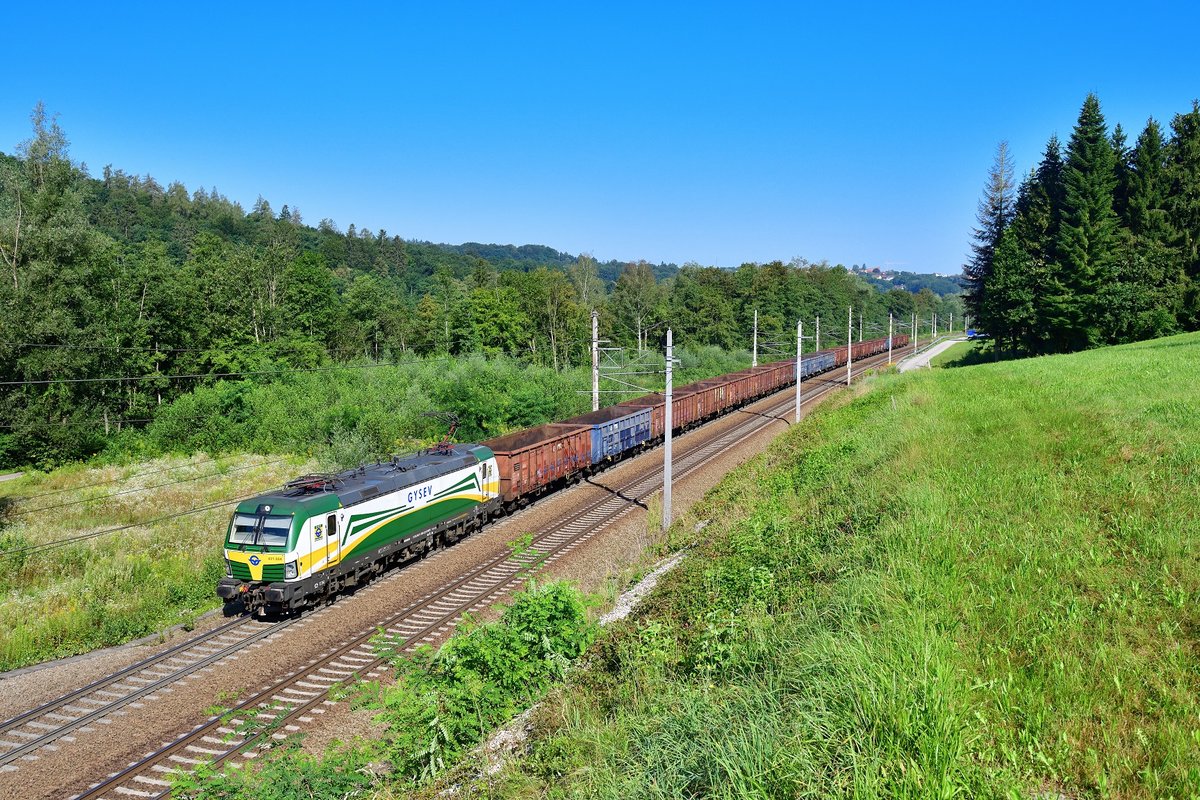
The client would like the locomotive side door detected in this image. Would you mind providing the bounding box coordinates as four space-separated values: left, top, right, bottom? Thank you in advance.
325 513 340 567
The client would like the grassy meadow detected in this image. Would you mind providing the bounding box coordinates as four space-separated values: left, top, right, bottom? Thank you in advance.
927 338 983 367
0 454 311 670
478 332 1200 798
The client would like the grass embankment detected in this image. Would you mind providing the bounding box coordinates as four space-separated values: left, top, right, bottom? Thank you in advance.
0 454 311 670
481 332 1200 798
928 338 982 367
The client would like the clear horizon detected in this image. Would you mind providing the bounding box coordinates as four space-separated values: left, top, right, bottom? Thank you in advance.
3 1 1198 272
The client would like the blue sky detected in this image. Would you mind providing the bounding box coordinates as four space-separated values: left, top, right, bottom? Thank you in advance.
2 1 1198 273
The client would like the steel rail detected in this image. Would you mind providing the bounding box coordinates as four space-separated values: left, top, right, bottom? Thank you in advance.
0 617 298 769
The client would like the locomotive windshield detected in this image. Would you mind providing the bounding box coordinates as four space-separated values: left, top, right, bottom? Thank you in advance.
229 513 293 547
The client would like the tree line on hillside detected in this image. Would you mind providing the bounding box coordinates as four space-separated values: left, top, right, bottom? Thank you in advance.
966 94 1200 354
855 268 964 297
0 104 959 466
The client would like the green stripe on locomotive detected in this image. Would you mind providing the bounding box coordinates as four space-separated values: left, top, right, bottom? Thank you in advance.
342 494 483 560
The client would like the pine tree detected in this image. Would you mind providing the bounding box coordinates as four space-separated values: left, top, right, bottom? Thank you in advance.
1055 93 1120 351
963 141 1016 321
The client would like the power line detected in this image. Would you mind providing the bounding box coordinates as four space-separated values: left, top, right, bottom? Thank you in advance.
1 341 416 358
0 488 273 559
0 418 155 430
13 454 227 500
0 348 594 389
8 457 290 518
3 342 215 354
0 354 471 387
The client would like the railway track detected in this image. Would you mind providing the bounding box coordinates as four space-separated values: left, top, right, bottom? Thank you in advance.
0 616 292 772
64 349 897 799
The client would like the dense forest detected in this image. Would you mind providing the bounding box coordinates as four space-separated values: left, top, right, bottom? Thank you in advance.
965 94 1200 353
0 105 959 468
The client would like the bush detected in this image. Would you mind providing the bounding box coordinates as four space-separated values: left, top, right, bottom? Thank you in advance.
105 347 760 469
363 581 596 781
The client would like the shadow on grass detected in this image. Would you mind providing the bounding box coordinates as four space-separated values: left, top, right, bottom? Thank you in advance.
935 341 989 368
936 341 1035 368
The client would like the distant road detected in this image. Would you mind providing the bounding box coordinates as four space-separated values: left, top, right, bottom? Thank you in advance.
898 338 966 372
0 472 23 483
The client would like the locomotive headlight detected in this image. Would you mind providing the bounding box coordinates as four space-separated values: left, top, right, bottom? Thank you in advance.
285 561 298 580
225 560 232 577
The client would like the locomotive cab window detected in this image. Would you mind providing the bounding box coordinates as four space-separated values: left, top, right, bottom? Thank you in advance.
229 513 293 547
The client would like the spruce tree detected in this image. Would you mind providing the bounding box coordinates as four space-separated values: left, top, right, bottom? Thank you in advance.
1009 136 1064 263
964 141 1016 322
983 226 1051 354
1107 117 1182 343
1126 118 1170 239
1166 100 1200 327
1112 123 1132 224
1055 93 1120 351
996 137 1066 354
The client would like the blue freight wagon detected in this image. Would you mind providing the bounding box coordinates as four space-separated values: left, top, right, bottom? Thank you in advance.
562 405 654 464
800 350 836 379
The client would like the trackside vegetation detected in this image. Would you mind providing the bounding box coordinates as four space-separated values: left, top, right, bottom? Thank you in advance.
172 581 595 798
109 345 755 465
1 104 960 469
474 332 1200 798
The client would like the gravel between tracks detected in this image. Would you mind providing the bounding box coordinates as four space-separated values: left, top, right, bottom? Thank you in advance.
0 368 871 800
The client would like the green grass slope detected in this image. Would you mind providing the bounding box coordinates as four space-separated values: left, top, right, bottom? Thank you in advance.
0 455 310 670
493 332 1200 799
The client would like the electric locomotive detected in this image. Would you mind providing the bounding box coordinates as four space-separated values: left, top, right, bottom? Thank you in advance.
217 443 500 616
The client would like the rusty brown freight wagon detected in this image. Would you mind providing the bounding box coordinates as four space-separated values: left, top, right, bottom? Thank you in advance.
615 386 705 437
485 423 592 505
766 360 796 394
682 377 735 419
668 385 708 430
722 369 766 405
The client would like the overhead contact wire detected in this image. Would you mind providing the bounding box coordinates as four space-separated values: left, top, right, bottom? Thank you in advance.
8 457 291 518
0 488 280 559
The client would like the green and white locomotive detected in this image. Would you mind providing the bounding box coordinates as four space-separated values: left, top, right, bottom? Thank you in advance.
217 444 500 616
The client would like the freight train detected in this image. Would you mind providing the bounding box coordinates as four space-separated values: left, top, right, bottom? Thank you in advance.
216 334 906 616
